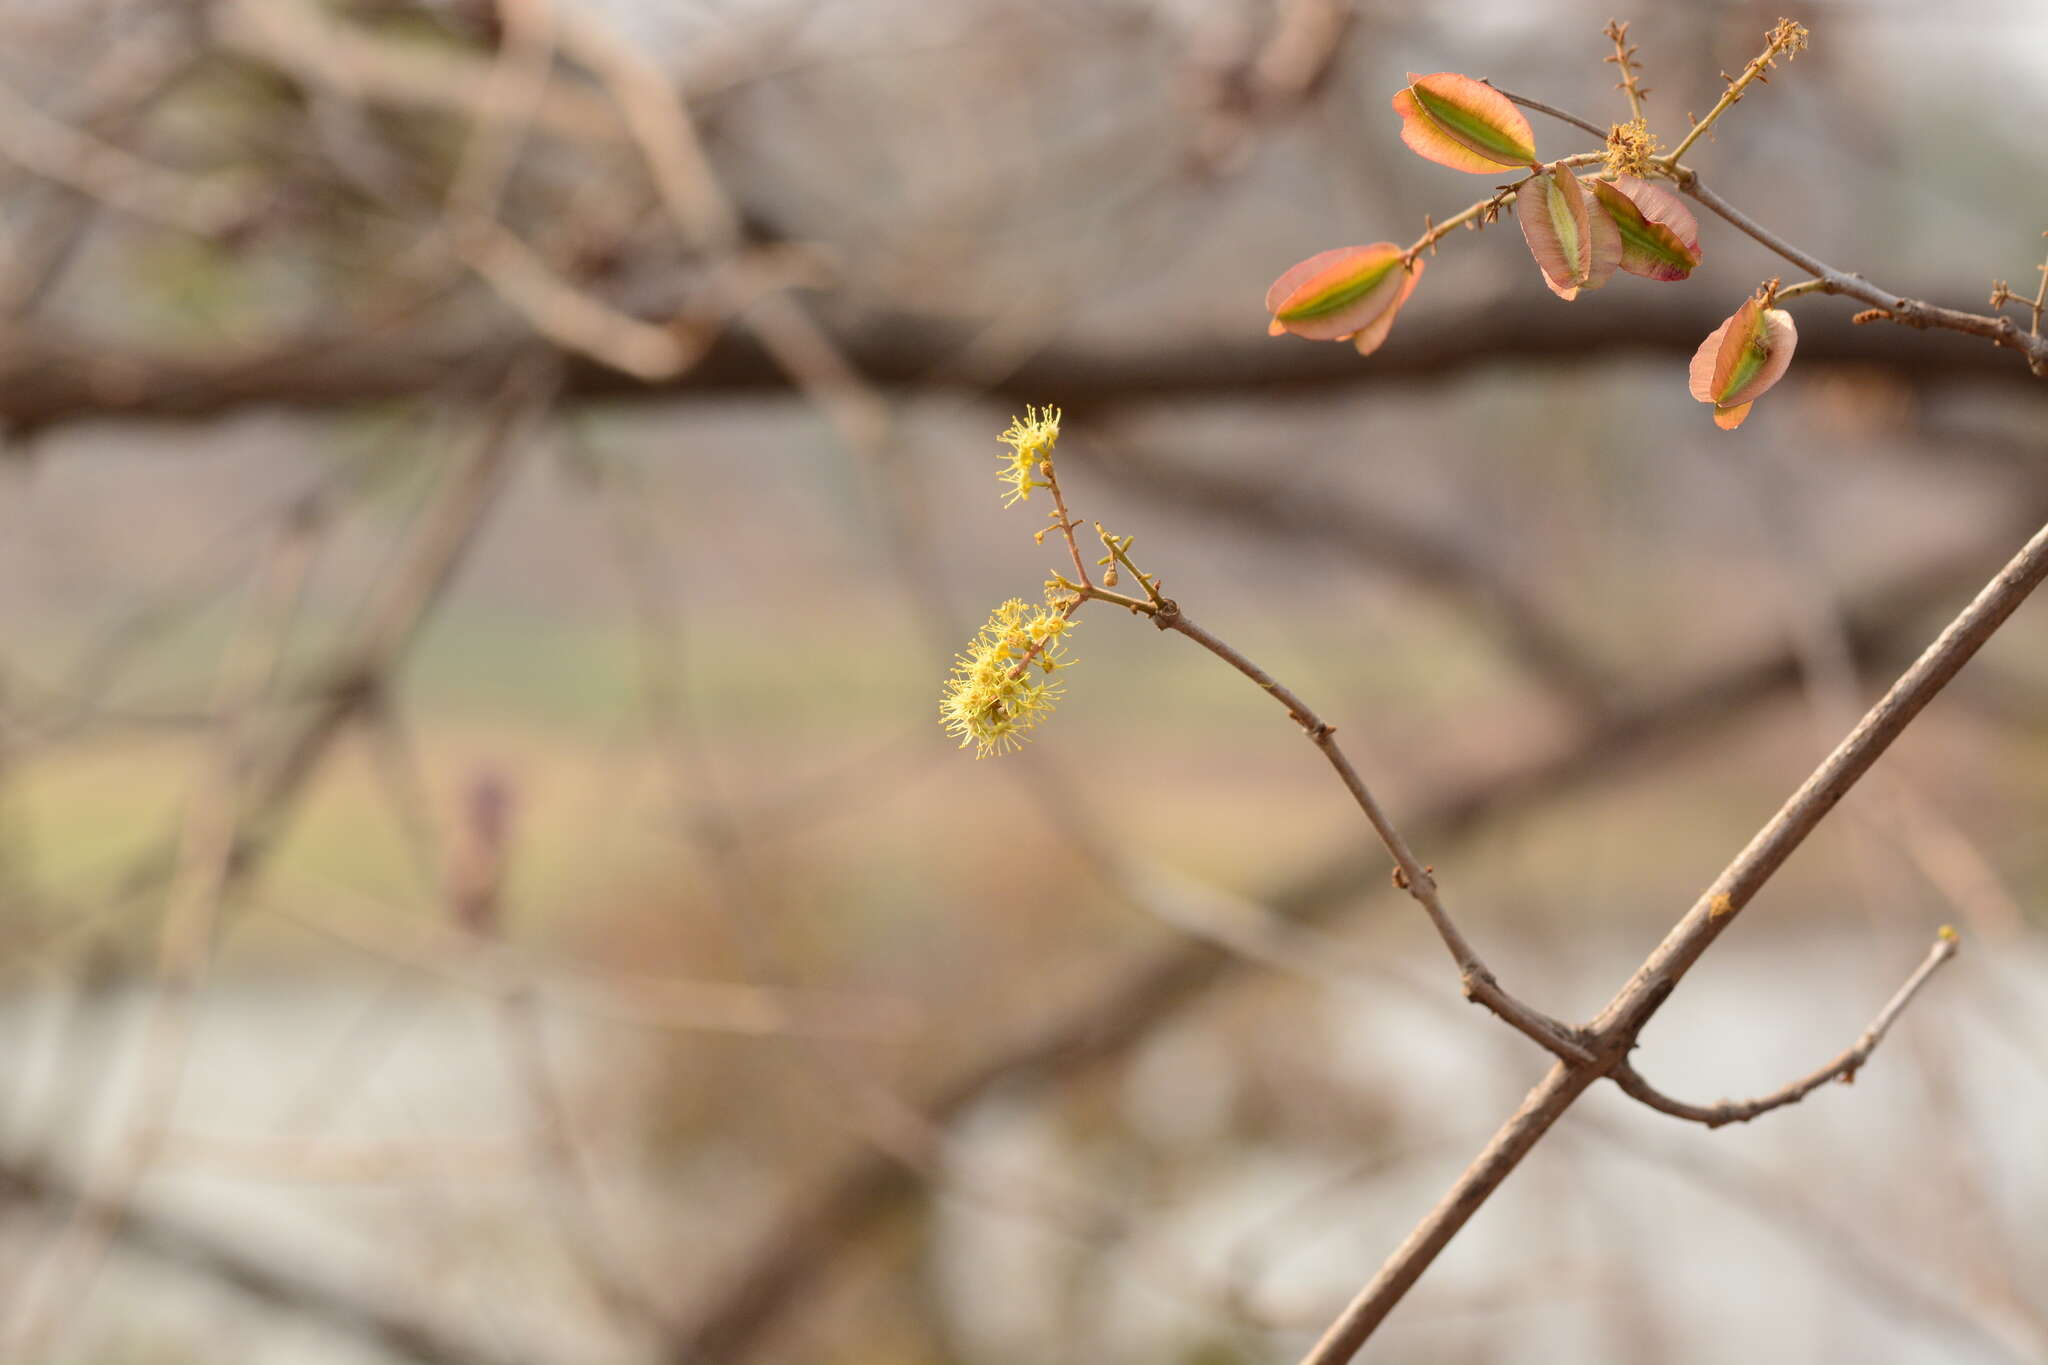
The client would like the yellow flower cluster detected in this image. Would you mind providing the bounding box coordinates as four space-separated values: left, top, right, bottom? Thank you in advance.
939 594 1075 757
996 405 1061 507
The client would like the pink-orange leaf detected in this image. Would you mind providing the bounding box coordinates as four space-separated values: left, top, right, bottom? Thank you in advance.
1391 72 1537 174
1689 295 1797 429
1517 163 1621 300
1266 244 1423 355
1590 176 1702 281
1344 257 1423 356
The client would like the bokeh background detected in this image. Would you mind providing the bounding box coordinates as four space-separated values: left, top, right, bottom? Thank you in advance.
2 1 2046 1361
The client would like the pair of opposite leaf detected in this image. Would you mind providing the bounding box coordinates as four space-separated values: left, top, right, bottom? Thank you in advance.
1267 71 1795 430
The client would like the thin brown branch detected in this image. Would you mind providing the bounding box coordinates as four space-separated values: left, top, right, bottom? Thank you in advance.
1494 87 1606 138
443 0 562 226
1588 522 2048 1039
230 374 555 874
1148 602 1591 1065
0 1153 546 1365
1042 455 1095 591
266 886 923 1042
0 68 256 237
1602 20 1647 122
1987 232 2048 337
455 221 699 379
429 0 703 382
1677 175 2048 376
1 505 321 1358
557 7 895 462
0 365 559 1363
1300 1058 1599 1365
440 767 670 1339
1609 930 1960 1127
0 29 198 319
1500 86 2048 377
52 365 554 991
1300 516 2048 1363
8 293 2041 432
1660 19 1806 165
1041 457 1584 1065
214 0 621 142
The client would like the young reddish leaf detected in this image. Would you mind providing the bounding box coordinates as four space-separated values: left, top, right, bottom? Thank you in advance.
1591 176 1702 281
1266 244 1423 354
1689 295 1798 429
1346 257 1423 356
1517 163 1621 300
1391 72 1538 174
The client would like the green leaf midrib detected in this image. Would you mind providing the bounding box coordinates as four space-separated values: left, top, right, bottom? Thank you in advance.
1413 85 1532 164
1280 260 1400 321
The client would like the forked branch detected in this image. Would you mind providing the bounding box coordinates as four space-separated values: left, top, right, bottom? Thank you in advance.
1609 929 1960 1127
1301 515 2048 1365
1028 451 1591 1068
1146 603 1593 1066
1498 88 2048 376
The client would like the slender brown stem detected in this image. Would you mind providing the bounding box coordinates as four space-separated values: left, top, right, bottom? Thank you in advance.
0 1154 545 1365
1609 931 1959 1127
1603 20 1646 123
1677 174 2048 374
1500 87 2048 376
1587 521 2048 1041
1154 603 1591 1065
2028 237 2048 337
1034 453 1584 1061
1042 457 1094 590
1495 88 1604 138
1660 20 1805 165
1300 1060 1599 1363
